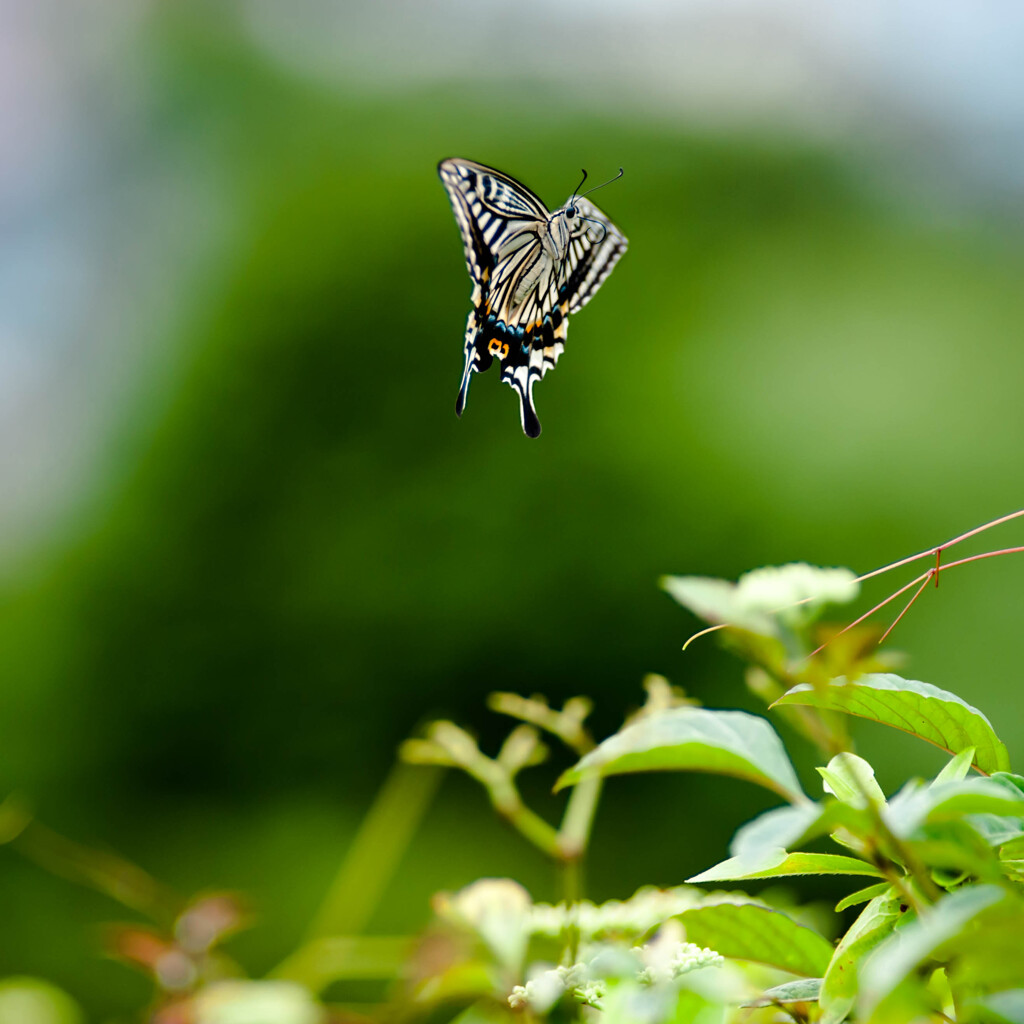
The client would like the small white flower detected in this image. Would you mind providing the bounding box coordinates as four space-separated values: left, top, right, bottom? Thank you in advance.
574 980 606 1008
529 887 698 940
633 921 724 984
508 985 530 1010
506 963 595 1013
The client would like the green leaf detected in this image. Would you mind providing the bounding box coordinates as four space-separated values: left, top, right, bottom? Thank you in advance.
1000 836 1024 883
908 818 1008 883
835 882 892 913
935 747 976 784
968 813 1024 846
858 885 1006 1019
817 753 886 808
556 708 805 801
944 897 1024 992
661 575 775 635
689 851 882 884
601 981 716 1024
662 564 859 636
820 892 907 1024
994 772 1024 796
774 674 1010 774
729 802 824 858
678 899 833 977
972 990 1024 1024
746 978 823 1007
884 777 1024 839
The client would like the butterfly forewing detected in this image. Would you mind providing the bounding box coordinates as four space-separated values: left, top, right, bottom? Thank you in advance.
438 158 626 437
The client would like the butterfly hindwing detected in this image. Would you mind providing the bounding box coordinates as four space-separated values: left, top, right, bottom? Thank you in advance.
557 196 629 315
439 158 626 436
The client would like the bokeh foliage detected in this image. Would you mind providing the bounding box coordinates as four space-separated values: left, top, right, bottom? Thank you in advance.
1 5 1023 1017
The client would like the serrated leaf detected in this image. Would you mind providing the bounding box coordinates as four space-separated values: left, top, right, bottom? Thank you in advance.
820 892 906 1024
689 852 882 884
556 708 805 801
859 886 1007 1019
774 674 1010 774
746 978 823 1007
835 882 892 913
678 900 833 977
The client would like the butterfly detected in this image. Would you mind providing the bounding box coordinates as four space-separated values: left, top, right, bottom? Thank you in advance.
438 158 628 437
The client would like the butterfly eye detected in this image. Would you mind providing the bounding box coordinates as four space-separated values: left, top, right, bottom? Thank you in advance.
566 206 576 218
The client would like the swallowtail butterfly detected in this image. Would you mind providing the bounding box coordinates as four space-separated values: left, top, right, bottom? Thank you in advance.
438 158 627 437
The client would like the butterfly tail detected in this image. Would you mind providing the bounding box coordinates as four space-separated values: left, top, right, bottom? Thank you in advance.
499 360 542 438
455 358 473 418
519 380 542 438
455 311 491 418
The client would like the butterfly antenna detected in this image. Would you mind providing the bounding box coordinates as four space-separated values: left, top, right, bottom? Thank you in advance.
578 167 624 200
570 168 588 205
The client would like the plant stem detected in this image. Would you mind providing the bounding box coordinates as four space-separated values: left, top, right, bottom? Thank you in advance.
302 761 444 942
557 777 602 863
11 820 179 923
494 797 562 859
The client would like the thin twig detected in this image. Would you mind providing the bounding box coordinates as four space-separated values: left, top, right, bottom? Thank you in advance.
878 573 932 647
805 571 929 660
681 510 1024 654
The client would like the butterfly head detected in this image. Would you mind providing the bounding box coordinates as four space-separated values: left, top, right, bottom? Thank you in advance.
559 166 623 240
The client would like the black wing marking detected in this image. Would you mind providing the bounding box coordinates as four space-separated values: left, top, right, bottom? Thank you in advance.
438 159 549 295
439 159 626 437
557 197 629 315
455 302 569 439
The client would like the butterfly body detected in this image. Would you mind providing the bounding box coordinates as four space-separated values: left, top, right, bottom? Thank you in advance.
438 158 627 437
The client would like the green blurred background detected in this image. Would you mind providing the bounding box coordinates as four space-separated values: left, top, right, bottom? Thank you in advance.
1 1 1023 1016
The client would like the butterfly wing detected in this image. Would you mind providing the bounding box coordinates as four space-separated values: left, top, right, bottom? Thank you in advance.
437 158 549 298
494 197 628 435
438 159 627 437
557 196 629 316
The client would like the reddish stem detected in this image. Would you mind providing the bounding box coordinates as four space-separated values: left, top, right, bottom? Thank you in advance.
854 509 1024 586
806 570 930 660
879 572 933 646
681 510 1024 655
